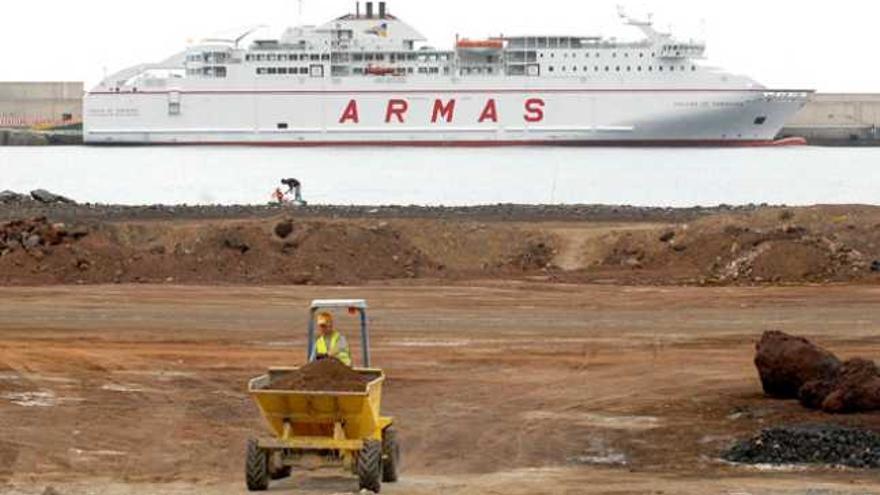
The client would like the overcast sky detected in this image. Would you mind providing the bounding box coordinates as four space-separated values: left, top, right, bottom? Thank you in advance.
2 0 878 92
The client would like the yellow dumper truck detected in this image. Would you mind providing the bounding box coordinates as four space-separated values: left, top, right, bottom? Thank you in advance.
246 300 400 492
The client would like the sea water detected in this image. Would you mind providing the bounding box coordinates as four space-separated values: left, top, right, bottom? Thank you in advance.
1 145 878 206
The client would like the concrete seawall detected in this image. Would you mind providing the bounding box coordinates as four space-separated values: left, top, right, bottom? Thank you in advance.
0 128 82 146
782 93 880 146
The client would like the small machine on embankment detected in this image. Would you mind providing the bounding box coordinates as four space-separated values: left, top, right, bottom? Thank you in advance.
246 299 400 492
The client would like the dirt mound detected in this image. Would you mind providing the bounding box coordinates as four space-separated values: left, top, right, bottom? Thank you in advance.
0 218 440 285
595 207 880 284
267 358 373 392
724 424 880 468
754 331 880 414
755 331 841 399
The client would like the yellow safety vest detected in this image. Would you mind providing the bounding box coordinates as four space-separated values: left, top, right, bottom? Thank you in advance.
315 331 352 366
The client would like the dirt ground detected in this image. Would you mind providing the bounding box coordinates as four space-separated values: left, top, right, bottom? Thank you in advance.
1 283 879 494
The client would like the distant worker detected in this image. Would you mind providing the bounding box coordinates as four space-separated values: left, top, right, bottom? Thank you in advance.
281 178 307 206
311 312 352 366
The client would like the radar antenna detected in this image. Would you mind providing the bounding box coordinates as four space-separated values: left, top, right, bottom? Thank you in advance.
617 6 667 42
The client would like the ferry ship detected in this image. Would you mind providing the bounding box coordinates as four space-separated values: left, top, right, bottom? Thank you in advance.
83 3 812 146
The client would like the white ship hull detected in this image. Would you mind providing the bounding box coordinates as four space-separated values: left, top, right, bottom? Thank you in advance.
83 4 813 146
84 84 810 145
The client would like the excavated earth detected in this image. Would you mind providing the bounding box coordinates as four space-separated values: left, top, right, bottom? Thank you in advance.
0 203 879 286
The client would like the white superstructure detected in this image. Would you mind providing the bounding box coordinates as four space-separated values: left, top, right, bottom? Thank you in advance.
84 3 812 146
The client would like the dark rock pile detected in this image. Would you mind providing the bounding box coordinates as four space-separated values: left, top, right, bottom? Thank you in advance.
0 189 75 205
29 189 75 205
755 331 880 413
724 424 880 468
0 217 87 256
0 190 30 204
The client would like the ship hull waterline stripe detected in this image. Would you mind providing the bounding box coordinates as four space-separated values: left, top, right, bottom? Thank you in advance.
84 137 808 148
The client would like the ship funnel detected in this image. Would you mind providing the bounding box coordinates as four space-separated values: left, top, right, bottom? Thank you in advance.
366 2 373 18
379 2 386 18
356 2 360 18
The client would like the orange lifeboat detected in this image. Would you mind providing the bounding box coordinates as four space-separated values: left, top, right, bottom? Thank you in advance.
365 65 396 76
456 38 504 53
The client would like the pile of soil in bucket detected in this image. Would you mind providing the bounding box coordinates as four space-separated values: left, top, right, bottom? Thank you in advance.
267 358 374 392
724 424 880 468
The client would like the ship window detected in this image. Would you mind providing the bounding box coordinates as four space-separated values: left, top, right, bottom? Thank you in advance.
627 66 631 71
214 66 227 78
277 123 288 130
754 116 767 125
640 53 644 58
278 54 286 61
268 68 277 74
637 66 642 71
278 67 287 74
256 68 266 75
299 67 308 74
615 66 620 71
625 53 629 58
658 66 663 71
648 66 653 71
322 54 331 61
692 65 696 71
267 54 277 61
605 66 609 71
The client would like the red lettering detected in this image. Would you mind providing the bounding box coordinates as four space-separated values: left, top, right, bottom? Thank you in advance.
431 99 456 123
385 99 409 123
524 98 545 123
478 99 498 123
339 99 359 124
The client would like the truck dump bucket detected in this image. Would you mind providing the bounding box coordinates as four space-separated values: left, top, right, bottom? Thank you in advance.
248 368 387 450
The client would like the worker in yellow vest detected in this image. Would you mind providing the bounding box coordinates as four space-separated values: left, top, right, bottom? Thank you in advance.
312 312 352 366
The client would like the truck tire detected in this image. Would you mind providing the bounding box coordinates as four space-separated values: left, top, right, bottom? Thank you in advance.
245 439 269 491
357 440 383 493
382 427 401 483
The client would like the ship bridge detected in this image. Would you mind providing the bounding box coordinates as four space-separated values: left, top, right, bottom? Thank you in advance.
318 2 427 52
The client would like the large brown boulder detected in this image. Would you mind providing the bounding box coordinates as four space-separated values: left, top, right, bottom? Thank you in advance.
754 331 841 398
820 359 880 413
